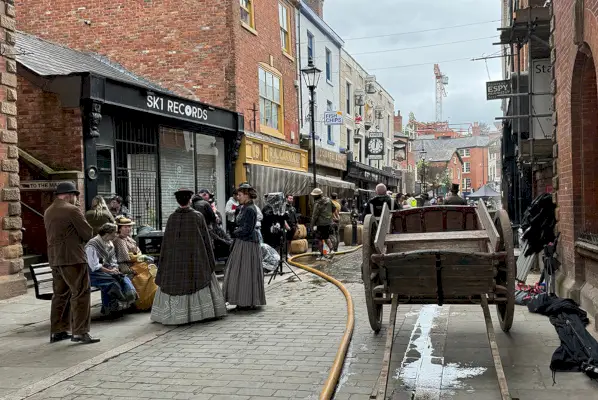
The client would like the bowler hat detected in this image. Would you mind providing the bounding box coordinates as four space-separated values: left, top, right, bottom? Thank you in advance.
55 181 79 196
174 188 194 196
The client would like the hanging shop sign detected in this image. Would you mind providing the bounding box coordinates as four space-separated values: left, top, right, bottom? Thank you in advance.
316 147 347 171
366 131 385 160
486 79 511 100
324 111 344 125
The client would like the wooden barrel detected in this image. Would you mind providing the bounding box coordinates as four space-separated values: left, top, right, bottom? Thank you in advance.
343 224 363 245
293 224 307 240
290 239 308 254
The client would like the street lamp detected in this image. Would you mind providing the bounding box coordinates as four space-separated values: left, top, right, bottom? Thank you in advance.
419 149 427 196
301 57 322 189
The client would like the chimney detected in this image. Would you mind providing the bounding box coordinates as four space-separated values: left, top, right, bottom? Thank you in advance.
394 110 403 133
304 0 324 18
472 122 481 137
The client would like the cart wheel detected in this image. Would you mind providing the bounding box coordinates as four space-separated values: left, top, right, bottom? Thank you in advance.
494 209 515 332
362 214 383 333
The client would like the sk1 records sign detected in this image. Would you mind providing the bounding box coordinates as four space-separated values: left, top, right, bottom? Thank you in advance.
366 131 385 160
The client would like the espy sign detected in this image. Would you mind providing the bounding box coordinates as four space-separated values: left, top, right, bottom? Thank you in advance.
486 80 511 101
146 95 209 121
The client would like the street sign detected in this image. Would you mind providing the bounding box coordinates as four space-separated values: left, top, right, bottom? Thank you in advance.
324 111 343 125
20 180 60 191
486 80 511 100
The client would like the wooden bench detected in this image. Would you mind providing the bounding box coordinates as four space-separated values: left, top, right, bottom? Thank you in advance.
29 262 100 301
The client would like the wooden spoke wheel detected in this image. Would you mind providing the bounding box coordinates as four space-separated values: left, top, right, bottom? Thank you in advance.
494 209 516 332
362 214 383 333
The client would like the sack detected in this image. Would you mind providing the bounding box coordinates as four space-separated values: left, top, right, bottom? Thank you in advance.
130 262 158 311
261 243 280 272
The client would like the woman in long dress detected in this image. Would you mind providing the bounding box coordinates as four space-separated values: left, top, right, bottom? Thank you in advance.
85 223 138 316
223 183 266 310
113 216 158 311
151 188 227 325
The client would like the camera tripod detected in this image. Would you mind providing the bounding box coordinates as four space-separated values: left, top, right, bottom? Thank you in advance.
268 228 302 284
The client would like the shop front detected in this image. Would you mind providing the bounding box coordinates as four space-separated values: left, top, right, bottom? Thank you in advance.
345 160 398 192
17 32 244 246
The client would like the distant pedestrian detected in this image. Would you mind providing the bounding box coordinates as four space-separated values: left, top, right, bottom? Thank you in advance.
85 195 115 235
223 183 266 310
363 183 392 219
330 193 341 252
444 184 467 205
310 188 336 260
151 188 227 325
44 182 98 344
225 189 239 235
108 195 129 218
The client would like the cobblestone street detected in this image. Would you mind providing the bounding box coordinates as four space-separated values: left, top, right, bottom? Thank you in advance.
2 251 598 400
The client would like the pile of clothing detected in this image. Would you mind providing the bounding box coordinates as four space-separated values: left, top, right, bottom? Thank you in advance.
514 282 545 305
527 294 598 383
521 193 556 257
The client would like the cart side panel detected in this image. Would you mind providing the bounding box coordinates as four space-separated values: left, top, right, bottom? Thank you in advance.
384 253 495 298
391 206 479 234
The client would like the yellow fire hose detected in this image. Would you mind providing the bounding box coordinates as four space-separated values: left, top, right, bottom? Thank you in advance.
287 246 362 400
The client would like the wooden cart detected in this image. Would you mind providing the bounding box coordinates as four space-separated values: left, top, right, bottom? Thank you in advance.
363 202 516 400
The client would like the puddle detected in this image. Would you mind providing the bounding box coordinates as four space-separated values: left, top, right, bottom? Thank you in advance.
337 340 356 391
394 305 487 397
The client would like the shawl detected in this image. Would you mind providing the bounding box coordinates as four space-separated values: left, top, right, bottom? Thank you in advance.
113 235 139 264
85 235 118 267
155 207 215 296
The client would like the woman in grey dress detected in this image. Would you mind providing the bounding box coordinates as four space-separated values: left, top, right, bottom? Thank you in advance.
223 183 266 310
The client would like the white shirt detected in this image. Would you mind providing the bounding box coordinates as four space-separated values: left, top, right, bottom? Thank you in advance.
85 240 117 272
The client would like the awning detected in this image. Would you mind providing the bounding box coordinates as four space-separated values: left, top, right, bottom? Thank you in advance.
246 164 355 201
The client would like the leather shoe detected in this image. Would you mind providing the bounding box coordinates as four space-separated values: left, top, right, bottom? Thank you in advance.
71 333 100 344
50 332 72 343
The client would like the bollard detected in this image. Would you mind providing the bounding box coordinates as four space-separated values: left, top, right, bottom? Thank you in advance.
351 219 357 246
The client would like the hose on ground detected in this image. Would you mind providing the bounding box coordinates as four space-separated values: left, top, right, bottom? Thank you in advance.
287 246 362 400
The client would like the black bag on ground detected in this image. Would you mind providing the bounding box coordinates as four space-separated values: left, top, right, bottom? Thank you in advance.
549 313 598 379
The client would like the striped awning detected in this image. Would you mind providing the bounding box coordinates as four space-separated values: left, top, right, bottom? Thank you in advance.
246 164 355 201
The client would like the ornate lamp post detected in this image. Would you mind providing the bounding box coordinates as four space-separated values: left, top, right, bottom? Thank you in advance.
419 149 428 195
301 57 322 189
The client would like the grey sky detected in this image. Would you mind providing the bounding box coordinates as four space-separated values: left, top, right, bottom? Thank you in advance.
323 0 502 129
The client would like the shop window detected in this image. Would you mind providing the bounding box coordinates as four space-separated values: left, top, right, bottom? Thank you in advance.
97 147 115 199
307 31 314 60
279 3 290 53
259 66 284 137
240 0 255 29
196 133 226 226
159 127 195 227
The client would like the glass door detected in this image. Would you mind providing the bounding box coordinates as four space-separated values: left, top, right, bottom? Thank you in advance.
97 147 115 199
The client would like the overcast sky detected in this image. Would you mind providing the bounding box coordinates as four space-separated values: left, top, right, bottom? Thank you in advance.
323 0 502 130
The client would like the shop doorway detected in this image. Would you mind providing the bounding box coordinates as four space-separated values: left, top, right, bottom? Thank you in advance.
96 147 115 199
114 119 160 229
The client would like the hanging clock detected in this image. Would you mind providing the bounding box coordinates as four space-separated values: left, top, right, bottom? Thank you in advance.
366 137 385 160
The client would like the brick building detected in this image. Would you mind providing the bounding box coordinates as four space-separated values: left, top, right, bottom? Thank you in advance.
552 0 598 323
0 0 25 299
17 1 354 201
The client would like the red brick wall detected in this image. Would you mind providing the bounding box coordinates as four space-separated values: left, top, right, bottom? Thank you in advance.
447 154 463 185
394 111 403 133
233 0 299 143
17 77 83 171
16 0 236 110
304 0 324 17
461 147 488 191
553 0 597 280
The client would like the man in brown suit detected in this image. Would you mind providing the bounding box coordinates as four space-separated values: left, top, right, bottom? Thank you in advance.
44 182 99 344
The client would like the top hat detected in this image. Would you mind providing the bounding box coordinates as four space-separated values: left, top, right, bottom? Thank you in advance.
451 183 460 193
55 181 80 196
310 188 323 196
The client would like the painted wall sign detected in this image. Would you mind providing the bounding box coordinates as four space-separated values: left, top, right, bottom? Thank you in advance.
316 147 347 171
21 180 60 191
146 94 209 121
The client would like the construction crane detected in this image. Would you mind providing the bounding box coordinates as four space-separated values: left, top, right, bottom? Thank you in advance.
434 64 448 122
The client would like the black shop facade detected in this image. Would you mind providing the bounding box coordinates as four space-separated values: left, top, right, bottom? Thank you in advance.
17 33 243 258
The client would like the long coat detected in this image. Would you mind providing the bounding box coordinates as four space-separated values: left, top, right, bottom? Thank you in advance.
155 207 215 296
44 198 93 267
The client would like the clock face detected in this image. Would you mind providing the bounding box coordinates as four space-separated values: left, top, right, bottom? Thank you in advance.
367 138 384 154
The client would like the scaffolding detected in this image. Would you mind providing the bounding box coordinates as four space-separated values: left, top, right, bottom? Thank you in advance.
493 1 552 224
